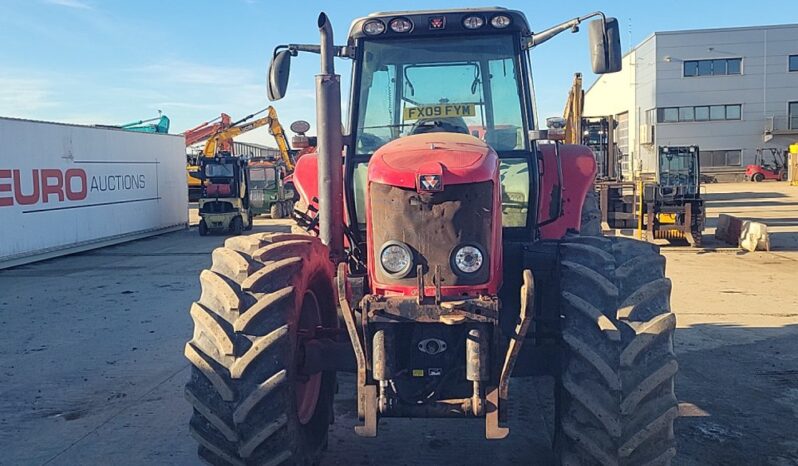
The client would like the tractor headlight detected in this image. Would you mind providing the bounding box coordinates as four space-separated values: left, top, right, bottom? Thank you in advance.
451 244 484 274
379 241 413 278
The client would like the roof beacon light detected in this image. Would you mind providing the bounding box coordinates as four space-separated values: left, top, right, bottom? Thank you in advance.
490 15 511 29
462 15 485 30
363 19 386 35
389 17 413 33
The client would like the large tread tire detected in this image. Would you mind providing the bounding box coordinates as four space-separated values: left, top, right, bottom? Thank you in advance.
230 216 244 235
555 236 677 466
580 188 602 236
185 233 337 465
270 204 283 219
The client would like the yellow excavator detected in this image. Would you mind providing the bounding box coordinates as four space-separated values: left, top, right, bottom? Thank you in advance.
190 107 299 230
202 106 294 170
184 107 295 201
562 73 583 145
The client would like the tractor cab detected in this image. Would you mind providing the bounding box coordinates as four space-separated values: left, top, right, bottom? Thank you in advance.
247 158 295 218
350 16 536 247
192 152 253 235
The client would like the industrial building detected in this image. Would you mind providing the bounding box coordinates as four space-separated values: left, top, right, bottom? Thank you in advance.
584 23 798 181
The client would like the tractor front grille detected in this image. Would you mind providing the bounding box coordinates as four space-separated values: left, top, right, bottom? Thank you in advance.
370 181 493 287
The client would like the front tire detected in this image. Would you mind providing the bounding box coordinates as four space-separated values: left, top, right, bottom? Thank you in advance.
184 233 337 465
580 188 602 236
752 172 765 182
270 203 283 219
555 236 678 465
199 220 209 236
230 216 244 235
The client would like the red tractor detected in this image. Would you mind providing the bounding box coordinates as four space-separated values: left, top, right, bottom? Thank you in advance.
746 147 789 182
184 8 678 465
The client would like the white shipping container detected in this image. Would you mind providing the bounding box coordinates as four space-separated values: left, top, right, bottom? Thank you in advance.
0 117 187 268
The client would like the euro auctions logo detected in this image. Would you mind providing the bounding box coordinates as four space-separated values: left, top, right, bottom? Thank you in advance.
0 168 88 207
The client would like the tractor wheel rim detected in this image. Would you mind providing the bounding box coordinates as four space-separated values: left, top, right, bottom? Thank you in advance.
296 289 322 425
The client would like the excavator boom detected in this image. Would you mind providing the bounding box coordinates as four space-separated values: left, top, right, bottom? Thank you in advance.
201 106 295 171
183 113 233 147
563 73 583 145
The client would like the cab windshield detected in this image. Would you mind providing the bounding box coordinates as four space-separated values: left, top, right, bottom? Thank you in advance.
356 35 526 154
249 167 277 189
205 163 234 178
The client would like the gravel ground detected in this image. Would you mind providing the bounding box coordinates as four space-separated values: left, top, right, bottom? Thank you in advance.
1 182 796 465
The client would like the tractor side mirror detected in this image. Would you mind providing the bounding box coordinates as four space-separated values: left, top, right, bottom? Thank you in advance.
588 17 622 74
268 49 292 101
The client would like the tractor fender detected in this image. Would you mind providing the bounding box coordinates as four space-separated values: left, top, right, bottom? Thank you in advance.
537 144 597 239
292 152 320 210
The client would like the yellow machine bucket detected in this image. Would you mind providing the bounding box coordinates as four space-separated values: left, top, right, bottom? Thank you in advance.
657 212 677 224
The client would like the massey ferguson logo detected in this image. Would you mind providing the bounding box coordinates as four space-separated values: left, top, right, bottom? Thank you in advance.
419 174 443 191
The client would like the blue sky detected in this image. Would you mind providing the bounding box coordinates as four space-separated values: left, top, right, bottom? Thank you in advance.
1 0 795 146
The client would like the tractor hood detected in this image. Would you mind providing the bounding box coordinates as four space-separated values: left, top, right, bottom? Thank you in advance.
368 133 499 190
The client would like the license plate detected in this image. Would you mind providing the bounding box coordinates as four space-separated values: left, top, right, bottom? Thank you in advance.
403 103 476 120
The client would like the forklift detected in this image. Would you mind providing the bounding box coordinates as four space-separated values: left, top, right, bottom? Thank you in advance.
583 118 704 246
641 146 705 246
191 152 253 236
746 147 789 182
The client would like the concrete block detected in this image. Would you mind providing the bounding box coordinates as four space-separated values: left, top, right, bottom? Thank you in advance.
715 214 742 246
740 220 770 252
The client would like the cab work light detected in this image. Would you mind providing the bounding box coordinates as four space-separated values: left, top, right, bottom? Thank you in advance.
462 15 485 30
389 17 413 33
490 15 511 28
363 19 386 35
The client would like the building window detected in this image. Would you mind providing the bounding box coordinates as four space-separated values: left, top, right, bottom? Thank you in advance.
645 108 656 125
726 105 741 120
790 101 798 130
658 107 679 122
657 104 741 123
790 55 798 72
710 105 725 120
684 58 742 77
701 149 742 168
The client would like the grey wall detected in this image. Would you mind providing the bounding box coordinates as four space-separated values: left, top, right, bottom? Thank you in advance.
635 36 658 174
652 25 798 170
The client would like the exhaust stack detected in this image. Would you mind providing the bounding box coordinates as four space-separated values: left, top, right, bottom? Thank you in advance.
316 12 344 263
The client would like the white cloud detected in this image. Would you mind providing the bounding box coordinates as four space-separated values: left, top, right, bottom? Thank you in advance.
135 60 258 86
0 75 58 116
44 0 93 10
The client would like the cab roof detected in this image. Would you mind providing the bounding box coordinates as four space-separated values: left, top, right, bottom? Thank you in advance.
347 8 531 43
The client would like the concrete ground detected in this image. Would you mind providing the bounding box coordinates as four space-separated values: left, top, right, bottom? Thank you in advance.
0 181 797 465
